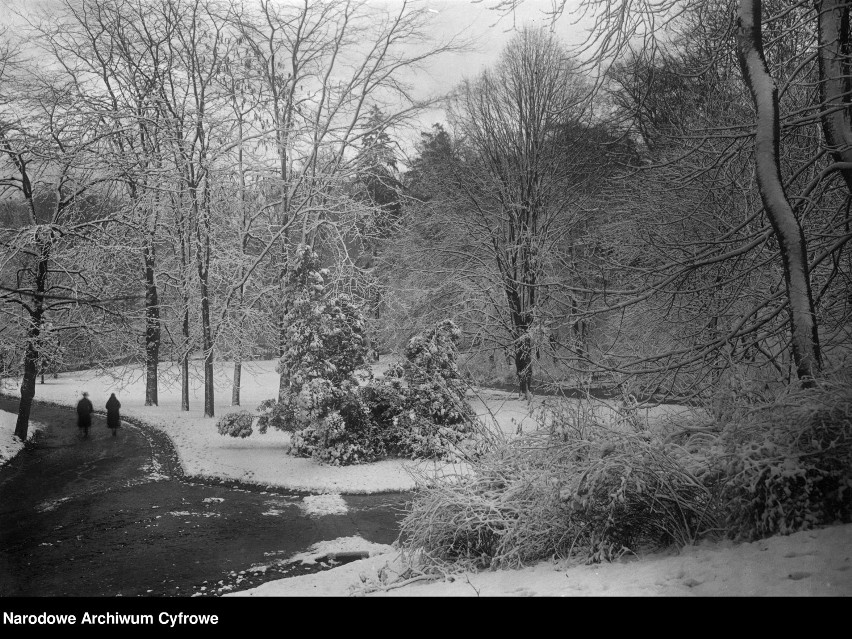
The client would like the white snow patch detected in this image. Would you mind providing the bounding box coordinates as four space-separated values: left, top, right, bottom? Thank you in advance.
230 524 852 597
0 409 45 466
35 497 70 513
300 493 348 517
168 510 220 518
285 536 395 566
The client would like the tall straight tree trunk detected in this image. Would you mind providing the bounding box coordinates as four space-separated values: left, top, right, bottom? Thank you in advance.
181 301 191 412
231 117 248 407
176 195 191 413
277 254 288 402
514 333 533 399
816 0 852 193
195 194 215 418
504 280 534 399
15 239 49 441
276 223 290 402
737 0 822 382
143 238 160 406
232 354 242 406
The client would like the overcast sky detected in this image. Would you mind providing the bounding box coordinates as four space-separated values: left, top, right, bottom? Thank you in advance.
0 0 591 153
411 0 587 91
368 0 589 154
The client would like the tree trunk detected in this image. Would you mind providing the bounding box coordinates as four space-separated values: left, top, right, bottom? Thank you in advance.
736 0 822 383
232 358 242 406
15 242 48 441
181 302 190 412
815 0 852 193
514 336 533 400
277 242 289 403
197 233 214 417
143 239 160 406
277 315 288 401
231 280 244 407
192 178 215 418
15 337 40 441
501 254 535 399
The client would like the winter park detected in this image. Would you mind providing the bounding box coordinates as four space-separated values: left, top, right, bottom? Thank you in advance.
1 0 851 600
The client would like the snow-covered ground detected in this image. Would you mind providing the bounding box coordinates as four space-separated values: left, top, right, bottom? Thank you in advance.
0 358 691 493
2 358 849 596
230 524 852 597
0 409 44 465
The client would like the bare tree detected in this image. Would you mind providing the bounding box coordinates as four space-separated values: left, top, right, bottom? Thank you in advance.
736 0 821 382
233 0 466 399
42 0 176 406
1 55 120 439
481 0 851 392
393 28 620 398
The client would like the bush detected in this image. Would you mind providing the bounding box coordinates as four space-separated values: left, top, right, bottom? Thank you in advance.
250 245 376 459
398 427 717 570
716 376 852 540
397 370 852 574
290 394 386 465
276 245 370 427
217 410 255 439
374 320 479 460
254 398 298 434
288 318 483 464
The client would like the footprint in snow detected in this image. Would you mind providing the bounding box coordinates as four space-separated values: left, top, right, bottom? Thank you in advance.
787 571 811 581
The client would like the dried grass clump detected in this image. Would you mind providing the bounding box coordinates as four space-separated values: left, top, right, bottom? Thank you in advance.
398 426 719 571
397 371 852 574
716 375 852 541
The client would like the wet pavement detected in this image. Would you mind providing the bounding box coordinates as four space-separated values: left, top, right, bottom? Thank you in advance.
0 396 410 597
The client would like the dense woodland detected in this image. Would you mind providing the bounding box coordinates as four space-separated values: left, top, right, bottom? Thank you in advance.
1 0 851 554
1 0 851 426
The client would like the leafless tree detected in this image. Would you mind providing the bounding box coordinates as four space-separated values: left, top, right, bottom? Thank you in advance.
1 45 123 438
481 0 852 394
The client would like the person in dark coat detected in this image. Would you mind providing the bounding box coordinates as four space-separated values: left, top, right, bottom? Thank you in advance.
105 393 121 437
76 392 94 438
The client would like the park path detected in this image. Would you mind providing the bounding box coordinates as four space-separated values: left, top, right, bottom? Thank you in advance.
0 396 408 597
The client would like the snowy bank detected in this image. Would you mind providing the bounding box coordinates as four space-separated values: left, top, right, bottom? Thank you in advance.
0 409 44 465
228 523 852 597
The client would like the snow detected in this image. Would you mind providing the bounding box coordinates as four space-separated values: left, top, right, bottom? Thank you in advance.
229 525 852 597
2 358 849 596
0 409 44 464
300 493 348 517
286 536 395 565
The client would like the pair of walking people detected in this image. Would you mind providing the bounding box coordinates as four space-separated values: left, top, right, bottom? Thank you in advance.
76 392 121 437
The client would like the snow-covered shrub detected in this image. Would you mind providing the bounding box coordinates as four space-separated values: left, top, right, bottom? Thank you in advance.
290 394 386 465
217 410 255 439
397 371 852 572
275 245 370 428
255 245 387 463
254 398 298 434
398 427 718 571
372 320 478 459
717 375 852 540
